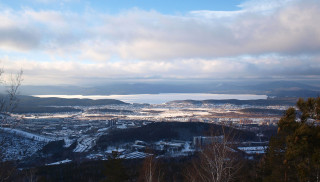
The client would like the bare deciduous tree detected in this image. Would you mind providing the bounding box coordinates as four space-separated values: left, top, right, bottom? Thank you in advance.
0 69 23 182
0 69 23 117
185 130 242 182
138 154 164 182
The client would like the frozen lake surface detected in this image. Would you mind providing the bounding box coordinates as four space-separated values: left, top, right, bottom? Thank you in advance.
33 93 268 104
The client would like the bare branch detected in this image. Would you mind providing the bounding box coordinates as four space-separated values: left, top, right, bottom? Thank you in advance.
0 69 23 181
185 128 242 182
139 154 164 182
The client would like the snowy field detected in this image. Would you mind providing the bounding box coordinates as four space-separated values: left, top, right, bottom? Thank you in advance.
0 128 54 142
0 133 46 161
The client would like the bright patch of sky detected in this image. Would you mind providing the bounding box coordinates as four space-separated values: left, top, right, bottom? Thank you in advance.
2 0 243 14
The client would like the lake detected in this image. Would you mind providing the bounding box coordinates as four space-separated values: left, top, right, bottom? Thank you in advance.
33 93 268 104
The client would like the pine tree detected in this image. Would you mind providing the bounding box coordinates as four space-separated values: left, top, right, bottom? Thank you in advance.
261 97 320 182
103 152 128 182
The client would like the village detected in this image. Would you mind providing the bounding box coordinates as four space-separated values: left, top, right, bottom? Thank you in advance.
0 101 286 163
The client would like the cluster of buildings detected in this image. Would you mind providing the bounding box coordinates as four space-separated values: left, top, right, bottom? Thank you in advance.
0 101 287 162
85 134 268 163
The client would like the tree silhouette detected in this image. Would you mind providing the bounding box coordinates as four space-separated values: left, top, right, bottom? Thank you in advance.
0 69 23 182
103 152 128 182
261 97 320 182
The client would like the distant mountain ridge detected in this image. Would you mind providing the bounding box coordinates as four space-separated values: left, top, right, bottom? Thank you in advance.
17 95 127 107
7 95 127 113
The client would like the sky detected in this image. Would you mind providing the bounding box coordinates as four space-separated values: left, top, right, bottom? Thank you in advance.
0 0 319 85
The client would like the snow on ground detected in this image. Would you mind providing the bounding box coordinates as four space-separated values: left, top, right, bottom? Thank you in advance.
181 142 194 153
117 124 127 129
73 135 96 152
243 150 266 154
0 133 46 161
238 146 266 151
120 152 152 159
46 159 72 166
86 153 104 159
105 148 126 154
238 146 266 154
63 138 75 147
159 111 193 118
0 128 54 142
97 127 109 132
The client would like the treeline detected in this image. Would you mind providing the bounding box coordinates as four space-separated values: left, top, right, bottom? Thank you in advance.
13 157 191 182
170 97 298 106
6 95 127 113
16 95 127 107
240 108 285 115
4 152 257 181
12 106 81 114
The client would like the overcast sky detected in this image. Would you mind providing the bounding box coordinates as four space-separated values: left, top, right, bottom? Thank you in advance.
0 0 319 85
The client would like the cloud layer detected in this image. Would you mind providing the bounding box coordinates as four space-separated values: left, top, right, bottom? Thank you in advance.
0 0 319 84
